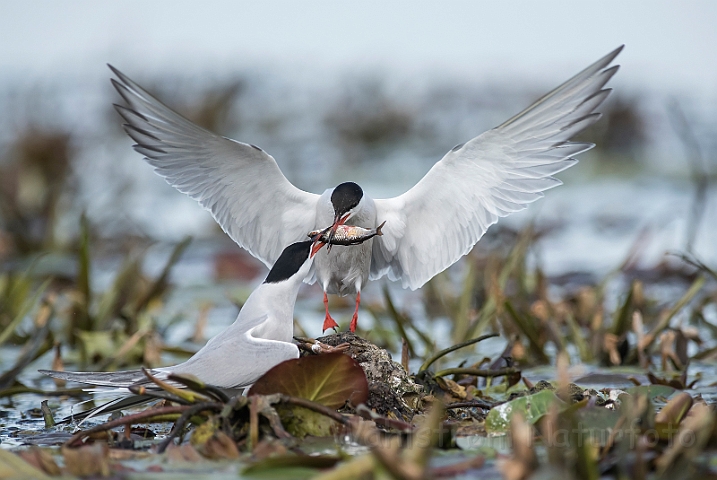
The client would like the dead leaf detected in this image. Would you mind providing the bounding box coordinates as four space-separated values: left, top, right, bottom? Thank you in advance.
435 377 467 400
656 403 715 475
62 443 110 477
107 449 153 461
164 443 203 462
16 447 60 476
248 352 368 408
51 342 65 388
497 412 537 480
660 330 682 370
603 333 621 366
655 392 694 440
251 439 289 461
198 430 240 460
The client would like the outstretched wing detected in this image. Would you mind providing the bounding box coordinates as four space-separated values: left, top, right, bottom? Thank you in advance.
110 66 319 267
371 46 623 289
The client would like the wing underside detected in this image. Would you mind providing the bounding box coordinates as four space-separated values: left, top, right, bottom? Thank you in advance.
110 66 319 267
371 46 623 289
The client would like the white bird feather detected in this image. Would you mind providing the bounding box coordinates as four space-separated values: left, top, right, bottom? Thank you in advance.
107 46 623 328
41 241 315 396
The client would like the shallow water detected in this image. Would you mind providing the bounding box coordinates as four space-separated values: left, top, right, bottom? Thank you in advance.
1 69 716 464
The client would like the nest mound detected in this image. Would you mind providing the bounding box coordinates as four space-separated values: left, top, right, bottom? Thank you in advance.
313 332 423 421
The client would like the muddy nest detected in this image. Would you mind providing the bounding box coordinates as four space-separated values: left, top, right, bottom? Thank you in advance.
311 332 423 421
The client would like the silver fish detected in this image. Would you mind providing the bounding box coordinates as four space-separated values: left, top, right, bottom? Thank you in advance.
309 221 385 246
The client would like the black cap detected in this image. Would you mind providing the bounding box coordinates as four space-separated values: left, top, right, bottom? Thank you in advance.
264 241 313 284
330 182 363 215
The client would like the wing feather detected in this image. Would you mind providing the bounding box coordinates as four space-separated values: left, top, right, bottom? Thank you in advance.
372 46 623 289
167 314 299 388
38 369 159 388
109 66 319 267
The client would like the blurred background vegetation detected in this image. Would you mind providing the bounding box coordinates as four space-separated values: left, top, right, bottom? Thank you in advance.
0 5 716 479
0 62 714 377
0 0 715 442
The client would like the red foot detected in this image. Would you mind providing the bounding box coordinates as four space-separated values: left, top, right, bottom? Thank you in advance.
322 292 339 332
323 312 339 331
349 292 361 332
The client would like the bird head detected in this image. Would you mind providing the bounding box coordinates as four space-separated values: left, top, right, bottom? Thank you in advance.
327 182 363 244
264 240 317 284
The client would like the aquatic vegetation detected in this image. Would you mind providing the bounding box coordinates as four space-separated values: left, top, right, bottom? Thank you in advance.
0 209 715 478
0 67 715 479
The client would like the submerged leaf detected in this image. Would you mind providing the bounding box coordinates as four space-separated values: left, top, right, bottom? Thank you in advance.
573 407 622 446
486 390 566 434
244 453 340 474
190 416 221 448
624 384 677 401
275 405 336 438
248 352 368 408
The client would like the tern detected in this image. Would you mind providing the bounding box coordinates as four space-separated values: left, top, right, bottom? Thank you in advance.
109 46 622 333
41 240 345 407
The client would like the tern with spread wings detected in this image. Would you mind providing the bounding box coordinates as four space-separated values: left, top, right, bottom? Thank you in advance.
109 46 622 332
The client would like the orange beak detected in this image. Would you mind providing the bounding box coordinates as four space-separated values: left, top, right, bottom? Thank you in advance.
310 238 326 258
326 212 351 246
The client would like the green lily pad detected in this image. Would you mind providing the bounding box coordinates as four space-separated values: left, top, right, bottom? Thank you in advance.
485 390 565 434
248 352 368 408
624 385 677 401
574 407 622 446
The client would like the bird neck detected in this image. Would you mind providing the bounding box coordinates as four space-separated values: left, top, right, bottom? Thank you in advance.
248 274 305 324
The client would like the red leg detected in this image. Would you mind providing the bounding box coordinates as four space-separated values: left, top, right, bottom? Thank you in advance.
322 291 339 332
349 291 361 332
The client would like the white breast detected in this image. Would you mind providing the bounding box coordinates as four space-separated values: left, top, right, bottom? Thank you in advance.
312 192 377 295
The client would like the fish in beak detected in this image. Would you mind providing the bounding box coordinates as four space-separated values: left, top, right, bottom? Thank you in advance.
310 232 327 258
326 212 351 252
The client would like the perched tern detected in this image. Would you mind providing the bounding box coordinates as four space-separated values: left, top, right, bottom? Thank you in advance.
109 46 622 333
41 240 344 405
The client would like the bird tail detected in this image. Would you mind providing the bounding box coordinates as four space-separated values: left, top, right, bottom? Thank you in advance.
38 369 160 388
62 394 156 424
